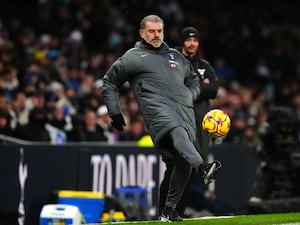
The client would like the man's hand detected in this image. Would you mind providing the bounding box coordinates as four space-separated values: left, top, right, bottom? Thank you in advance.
111 114 126 131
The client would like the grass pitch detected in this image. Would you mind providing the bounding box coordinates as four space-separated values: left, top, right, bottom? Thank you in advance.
96 212 300 225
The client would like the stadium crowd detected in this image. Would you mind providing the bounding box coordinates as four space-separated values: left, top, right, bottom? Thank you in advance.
0 0 299 147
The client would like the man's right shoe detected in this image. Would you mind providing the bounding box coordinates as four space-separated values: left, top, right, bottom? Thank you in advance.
160 206 183 222
202 160 222 184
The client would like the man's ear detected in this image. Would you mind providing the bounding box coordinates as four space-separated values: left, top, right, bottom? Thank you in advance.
139 29 144 39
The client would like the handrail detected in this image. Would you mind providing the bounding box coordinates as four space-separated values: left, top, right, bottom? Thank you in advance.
0 134 139 146
0 134 32 145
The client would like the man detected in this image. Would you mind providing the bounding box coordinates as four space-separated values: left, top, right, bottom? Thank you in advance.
102 15 221 222
80 109 107 142
158 27 220 217
180 27 220 156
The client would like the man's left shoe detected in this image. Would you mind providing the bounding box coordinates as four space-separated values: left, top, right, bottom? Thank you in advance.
201 160 222 184
160 206 183 222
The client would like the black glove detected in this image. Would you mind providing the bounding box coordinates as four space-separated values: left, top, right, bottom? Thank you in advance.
111 114 126 131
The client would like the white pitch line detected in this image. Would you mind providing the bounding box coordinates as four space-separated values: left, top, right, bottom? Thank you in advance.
83 216 300 225
273 223 300 225
185 215 235 220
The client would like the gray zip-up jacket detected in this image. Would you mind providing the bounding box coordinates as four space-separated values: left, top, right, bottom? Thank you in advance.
102 40 201 146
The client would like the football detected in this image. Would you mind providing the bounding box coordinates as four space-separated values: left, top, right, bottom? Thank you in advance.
202 109 231 138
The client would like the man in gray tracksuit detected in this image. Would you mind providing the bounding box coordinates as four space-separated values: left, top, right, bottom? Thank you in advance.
102 15 221 222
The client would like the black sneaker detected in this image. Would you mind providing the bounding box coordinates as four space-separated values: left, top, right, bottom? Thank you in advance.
160 206 183 222
202 160 222 184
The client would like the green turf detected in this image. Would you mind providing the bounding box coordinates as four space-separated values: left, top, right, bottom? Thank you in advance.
96 212 300 225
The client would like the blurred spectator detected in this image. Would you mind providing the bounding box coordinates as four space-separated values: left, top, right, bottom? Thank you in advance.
47 105 70 131
0 0 298 147
292 93 300 120
96 105 115 144
0 109 13 137
158 0 185 23
127 119 148 141
224 112 247 144
77 73 94 98
92 79 105 105
11 91 29 126
3 65 19 92
79 109 107 142
0 92 9 115
48 81 76 115
14 107 51 142
86 53 107 77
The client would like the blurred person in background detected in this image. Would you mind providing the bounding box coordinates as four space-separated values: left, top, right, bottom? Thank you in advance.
0 109 14 137
14 107 51 142
11 91 29 126
250 106 300 201
79 109 107 142
127 118 148 141
47 104 72 132
3 65 19 92
180 27 220 161
102 15 221 221
0 90 17 131
97 104 115 144
292 93 300 120
159 27 219 217
77 74 95 98
92 79 105 106
86 53 107 78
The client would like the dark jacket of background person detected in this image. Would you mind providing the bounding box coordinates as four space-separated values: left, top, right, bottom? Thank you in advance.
14 107 51 142
80 124 108 142
77 110 108 142
178 50 220 214
102 40 201 148
182 50 219 158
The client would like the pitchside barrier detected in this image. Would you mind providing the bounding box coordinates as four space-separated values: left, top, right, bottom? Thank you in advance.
0 143 259 225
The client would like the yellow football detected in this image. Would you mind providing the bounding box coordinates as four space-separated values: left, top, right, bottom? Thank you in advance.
202 109 231 138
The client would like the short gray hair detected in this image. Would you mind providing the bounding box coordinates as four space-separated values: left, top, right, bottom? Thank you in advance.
140 15 164 29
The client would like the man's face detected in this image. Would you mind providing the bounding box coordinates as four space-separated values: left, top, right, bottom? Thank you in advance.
139 21 164 48
182 37 199 56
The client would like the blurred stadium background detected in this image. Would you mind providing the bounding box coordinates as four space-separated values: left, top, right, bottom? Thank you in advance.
0 0 299 225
